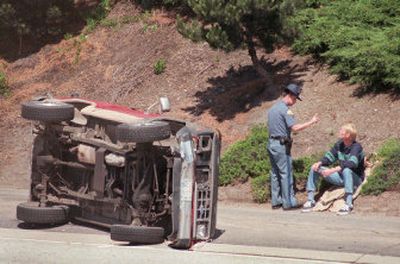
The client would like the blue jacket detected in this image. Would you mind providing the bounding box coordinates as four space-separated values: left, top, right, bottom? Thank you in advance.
320 140 365 178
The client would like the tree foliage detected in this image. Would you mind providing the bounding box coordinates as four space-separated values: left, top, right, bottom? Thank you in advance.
176 0 280 51
174 0 303 80
290 0 400 92
0 0 111 60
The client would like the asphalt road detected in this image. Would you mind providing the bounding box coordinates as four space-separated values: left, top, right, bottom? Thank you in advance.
1 188 400 263
215 203 400 256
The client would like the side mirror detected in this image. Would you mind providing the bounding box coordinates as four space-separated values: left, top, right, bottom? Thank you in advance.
146 96 171 114
159 97 170 112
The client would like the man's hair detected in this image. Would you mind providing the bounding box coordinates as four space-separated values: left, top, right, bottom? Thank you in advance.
283 90 295 98
342 123 357 140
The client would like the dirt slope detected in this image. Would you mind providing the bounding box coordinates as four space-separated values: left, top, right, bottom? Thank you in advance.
0 2 399 214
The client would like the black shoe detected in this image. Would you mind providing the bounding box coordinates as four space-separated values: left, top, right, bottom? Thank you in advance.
283 204 302 211
272 204 282 210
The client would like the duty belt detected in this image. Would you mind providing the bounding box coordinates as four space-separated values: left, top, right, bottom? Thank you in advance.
270 136 289 140
270 136 293 155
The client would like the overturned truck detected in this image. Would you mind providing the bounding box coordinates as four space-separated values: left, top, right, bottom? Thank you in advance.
16 96 220 249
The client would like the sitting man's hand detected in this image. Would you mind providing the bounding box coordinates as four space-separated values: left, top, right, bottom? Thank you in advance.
321 168 334 177
320 166 341 178
364 156 373 168
312 161 322 172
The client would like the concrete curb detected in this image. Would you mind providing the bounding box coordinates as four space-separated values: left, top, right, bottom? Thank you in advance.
192 242 400 264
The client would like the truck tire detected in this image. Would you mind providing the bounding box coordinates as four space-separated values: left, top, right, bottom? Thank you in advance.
21 100 74 122
110 225 165 244
16 202 70 225
116 121 171 143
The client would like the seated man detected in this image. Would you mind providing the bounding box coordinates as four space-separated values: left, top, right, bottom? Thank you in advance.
302 123 365 215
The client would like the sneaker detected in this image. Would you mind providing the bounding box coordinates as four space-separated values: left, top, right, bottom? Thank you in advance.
337 204 353 216
301 200 315 213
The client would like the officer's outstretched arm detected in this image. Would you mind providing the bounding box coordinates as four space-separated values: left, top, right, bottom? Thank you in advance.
291 114 319 132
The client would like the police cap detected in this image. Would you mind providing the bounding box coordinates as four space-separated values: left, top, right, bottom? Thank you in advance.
285 83 302 101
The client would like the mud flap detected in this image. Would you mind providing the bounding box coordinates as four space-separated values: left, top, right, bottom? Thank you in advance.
169 127 195 249
209 132 220 238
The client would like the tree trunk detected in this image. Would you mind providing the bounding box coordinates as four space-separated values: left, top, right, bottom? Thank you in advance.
244 29 273 83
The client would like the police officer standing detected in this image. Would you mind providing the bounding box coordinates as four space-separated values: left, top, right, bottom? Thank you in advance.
267 84 319 210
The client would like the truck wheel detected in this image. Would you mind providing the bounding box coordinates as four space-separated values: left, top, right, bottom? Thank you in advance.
116 121 171 143
110 225 165 244
21 100 74 122
16 202 70 225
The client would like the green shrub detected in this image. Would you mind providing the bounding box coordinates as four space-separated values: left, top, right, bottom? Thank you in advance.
361 138 400 195
153 59 166 75
149 24 158 32
292 154 320 182
63 33 73 40
142 23 158 33
100 18 118 28
251 174 269 203
176 16 204 43
219 125 270 186
0 71 10 97
85 18 99 34
376 138 400 158
291 0 400 92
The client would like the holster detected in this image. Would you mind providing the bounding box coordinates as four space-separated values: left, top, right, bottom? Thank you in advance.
279 137 293 155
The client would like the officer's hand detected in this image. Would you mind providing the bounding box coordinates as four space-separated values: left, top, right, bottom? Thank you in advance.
311 114 319 124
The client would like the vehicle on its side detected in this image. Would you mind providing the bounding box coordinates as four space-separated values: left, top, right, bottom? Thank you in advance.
16 95 220 249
